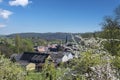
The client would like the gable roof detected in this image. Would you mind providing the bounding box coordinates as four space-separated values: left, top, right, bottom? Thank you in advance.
50 52 64 59
49 52 74 63
20 52 49 63
10 53 23 62
50 52 64 63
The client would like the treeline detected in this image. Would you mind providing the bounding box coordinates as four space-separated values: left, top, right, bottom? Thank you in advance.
5 32 102 40
6 32 72 41
0 35 34 57
0 35 62 57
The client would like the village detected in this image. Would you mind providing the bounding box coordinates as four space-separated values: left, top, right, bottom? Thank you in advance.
10 34 106 72
1 0 120 79
10 35 79 71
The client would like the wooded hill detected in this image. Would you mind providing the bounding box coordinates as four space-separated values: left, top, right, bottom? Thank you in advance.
4 32 101 40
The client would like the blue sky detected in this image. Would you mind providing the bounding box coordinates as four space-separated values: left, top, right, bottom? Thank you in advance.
0 0 120 34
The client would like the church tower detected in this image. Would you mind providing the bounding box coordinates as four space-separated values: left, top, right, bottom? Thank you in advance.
65 35 68 44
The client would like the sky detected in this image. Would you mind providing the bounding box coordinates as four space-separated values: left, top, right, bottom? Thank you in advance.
0 0 120 34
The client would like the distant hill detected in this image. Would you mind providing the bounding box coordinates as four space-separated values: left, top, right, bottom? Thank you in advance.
6 33 73 40
4 32 101 40
0 35 5 37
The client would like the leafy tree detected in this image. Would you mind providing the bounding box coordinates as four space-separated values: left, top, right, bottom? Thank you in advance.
21 39 34 52
0 54 26 80
37 39 47 46
15 35 22 53
15 35 34 53
115 5 120 20
101 17 120 39
0 44 15 57
68 51 105 80
0 38 16 57
101 7 120 55
112 56 120 79
73 52 103 73
41 60 65 80
26 60 66 80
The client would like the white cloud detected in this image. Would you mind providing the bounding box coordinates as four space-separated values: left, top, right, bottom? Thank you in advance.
9 0 30 7
0 24 6 28
0 9 13 19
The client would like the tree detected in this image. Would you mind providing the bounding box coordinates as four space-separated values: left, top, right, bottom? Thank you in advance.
41 60 66 80
115 5 120 21
15 35 34 53
101 17 120 39
26 60 66 80
101 8 120 55
0 38 16 57
68 51 105 80
15 35 22 53
0 54 26 80
112 56 120 79
21 39 34 52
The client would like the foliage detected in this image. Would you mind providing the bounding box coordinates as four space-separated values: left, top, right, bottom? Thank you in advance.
15 35 21 53
111 56 120 79
0 36 34 57
15 35 34 53
0 54 26 80
101 7 120 55
101 17 120 39
34 39 47 46
25 72 43 80
6 32 103 41
102 40 120 55
7 33 73 41
112 56 120 69
21 39 34 52
26 60 66 80
73 52 104 74
0 38 16 57
67 51 105 80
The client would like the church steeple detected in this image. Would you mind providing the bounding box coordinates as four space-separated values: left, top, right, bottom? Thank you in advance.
65 35 68 44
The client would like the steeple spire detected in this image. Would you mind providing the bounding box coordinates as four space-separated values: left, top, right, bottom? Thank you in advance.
65 35 68 44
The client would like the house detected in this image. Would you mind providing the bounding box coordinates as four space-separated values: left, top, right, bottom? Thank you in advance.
48 44 58 52
62 52 74 62
26 63 36 71
34 46 48 52
50 52 64 64
64 47 73 52
20 52 49 63
48 44 65 52
10 53 22 62
11 52 49 71
49 52 74 66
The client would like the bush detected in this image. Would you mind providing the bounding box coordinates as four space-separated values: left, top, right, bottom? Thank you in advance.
0 54 26 80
